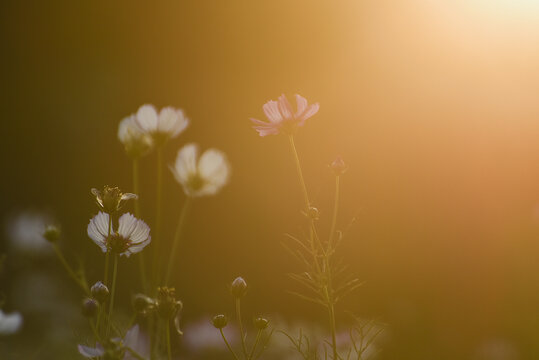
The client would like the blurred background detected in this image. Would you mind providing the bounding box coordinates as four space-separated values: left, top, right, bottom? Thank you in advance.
1 0 539 359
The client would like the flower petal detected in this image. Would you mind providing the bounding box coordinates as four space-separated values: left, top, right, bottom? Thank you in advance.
78 344 105 358
198 149 230 191
297 103 319 126
277 94 293 121
87 212 110 252
136 104 159 132
117 213 138 239
262 100 283 123
294 94 308 118
172 143 199 185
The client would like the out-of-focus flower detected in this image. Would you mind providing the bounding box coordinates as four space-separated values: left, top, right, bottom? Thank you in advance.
42 225 61 243
118 114 154 158
132 293 155 315
78 325 148 360
250 94 319 136
171 143 230 197
135 104 189 145
5 210 54 254
87 212 151 257
91 186 137 214
0 310 23 335
230 277 247 298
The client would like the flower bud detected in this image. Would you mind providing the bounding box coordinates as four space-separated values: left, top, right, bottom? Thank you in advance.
81 298 99 318
230 277 247 298
253 316 269 330
330 157 348 176
212 314 228 329
132 293 155 314
91 186 137 214
43 225 61 243
306 206 320 220
90 281 109 303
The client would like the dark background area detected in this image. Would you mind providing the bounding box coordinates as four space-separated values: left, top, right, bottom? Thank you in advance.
1 1 539 359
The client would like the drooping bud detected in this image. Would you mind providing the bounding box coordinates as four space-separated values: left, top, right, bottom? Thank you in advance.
90 281 109 303
156 287 183 320
253 316 269 330
330 157 348 176
132 293 155 315
43 225 61 243
212 314 228 329
81 298 99 318
231 277 247 298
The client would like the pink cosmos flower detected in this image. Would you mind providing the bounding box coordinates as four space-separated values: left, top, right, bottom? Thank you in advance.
250 94 319 136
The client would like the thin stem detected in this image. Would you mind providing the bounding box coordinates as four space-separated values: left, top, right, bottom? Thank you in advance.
104 215 112 285
236 298 249 358
326 287 338 360
153 147 164 288
133 158 149 293
166 322 172 360
288 134 310 210
126 346 147 360
89 319 102 344
220 328 240 360
164 198 191 285
52 243 89 294
248 329 262 360
329 176 340 249
107 255 119 336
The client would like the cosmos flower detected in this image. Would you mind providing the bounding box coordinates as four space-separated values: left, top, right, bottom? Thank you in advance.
118 114 154 158
250 94 319 136
0 310 23 335
170 143 230 197
91 186 137 214
135 104 189 145
78 325 148 359
5 210 54 254
87 212 150 257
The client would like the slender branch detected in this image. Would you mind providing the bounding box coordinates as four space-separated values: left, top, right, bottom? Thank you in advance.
153 147 164 288
329 176 340 248
166 322 172 360
107 255 119 336
220 328 240 360
164 198 191 285
236 298 249 358
133 158 149 293
248 329 262 360
52 243 89 294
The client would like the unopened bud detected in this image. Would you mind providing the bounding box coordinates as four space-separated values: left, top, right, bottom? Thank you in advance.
306 206 320 220
133 293 155 314
81 298 99 318
43 225 61 243
212 314 228 329
330 157 348 176
90 281 109 303
253 316 269 330
231 277 247 298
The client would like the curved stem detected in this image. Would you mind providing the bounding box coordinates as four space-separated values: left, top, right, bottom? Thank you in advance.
248 329 262 360
220 328 240 360
106 255 118 336
235 298 248 358
52 243 89 294
164 198 191 285
166 322 172 360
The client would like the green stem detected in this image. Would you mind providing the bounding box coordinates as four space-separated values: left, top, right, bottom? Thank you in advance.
329 176 340 249
153 147 164 289
52 243 89 294
126 346 147 360
166 322 172 360
325 286 338 359
288 134 310 210
220 328 240 360
164 198 191 285
107 255 119 336
236 298 248 358
133 158 149 293
248 329 262 360
89 319 102 344
104 215 112 285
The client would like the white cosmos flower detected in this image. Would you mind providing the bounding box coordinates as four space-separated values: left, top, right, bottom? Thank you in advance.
135 104 189 144
171 143 230 197
0 310 23 335
118 114 154 158
87 212 151 257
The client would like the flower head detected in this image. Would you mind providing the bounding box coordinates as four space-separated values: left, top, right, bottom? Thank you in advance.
87 212 151 257
0 310 22 335
230 277 247 298
135 104 189 145
171 143 230 197
91 186 137 214
118 114 154 158
250 94 319 136
156 287 183 320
